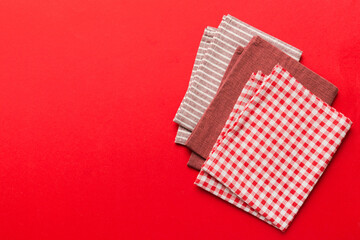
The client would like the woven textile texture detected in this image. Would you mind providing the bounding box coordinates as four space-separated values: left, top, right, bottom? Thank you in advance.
186 36 338 170
195 65 352 231
175 26 217 144
179 45 244 149
173 15 302 139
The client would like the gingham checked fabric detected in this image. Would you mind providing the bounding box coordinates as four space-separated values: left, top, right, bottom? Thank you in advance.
196 71 274 226
175 26 217 144
213 71 266 151
188 70 265 170
173 15 302 137
195 71 274 225
196 65 352 231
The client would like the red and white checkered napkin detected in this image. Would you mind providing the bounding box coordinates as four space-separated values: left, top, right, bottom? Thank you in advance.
195 65 352 231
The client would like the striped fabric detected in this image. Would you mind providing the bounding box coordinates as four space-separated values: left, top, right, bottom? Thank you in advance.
175 26 217 144
173 15 303 138
175 126 192 144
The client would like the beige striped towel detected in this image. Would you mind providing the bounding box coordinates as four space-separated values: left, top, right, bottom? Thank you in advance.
173 15 302 142
175 26 217 144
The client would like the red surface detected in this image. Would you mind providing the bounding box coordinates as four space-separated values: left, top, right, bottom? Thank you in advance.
0 0 359 239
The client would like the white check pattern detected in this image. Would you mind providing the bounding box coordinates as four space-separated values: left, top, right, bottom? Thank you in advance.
213 71 266 151
196 65 352 231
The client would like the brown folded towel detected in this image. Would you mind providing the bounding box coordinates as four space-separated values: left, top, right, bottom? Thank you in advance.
186 36 338 170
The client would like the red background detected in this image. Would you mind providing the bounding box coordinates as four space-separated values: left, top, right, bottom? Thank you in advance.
0 0 359 239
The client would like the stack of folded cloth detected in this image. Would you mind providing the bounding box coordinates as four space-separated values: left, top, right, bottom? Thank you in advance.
173 14 352 231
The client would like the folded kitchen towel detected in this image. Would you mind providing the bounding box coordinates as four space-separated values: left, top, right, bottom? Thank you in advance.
175 26 217 145
186 36 339 170
186 45 245 168
196 65 352 231
195 72 275 227
176 31 246 145
173 15 302 141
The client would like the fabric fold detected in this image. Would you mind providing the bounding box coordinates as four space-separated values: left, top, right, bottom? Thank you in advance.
196 65 352 231
174 15 302 142
186 36 338 170
175 26 217 144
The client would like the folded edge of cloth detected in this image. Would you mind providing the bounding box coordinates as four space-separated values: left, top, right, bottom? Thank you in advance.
186 45 245 167
173 15 302 134
186 36 338 170
176 39 245 145
196 65 352 231
175 26 217 145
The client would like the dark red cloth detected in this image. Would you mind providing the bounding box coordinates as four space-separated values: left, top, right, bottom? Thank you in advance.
186 45 244 170
186 36 338 170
